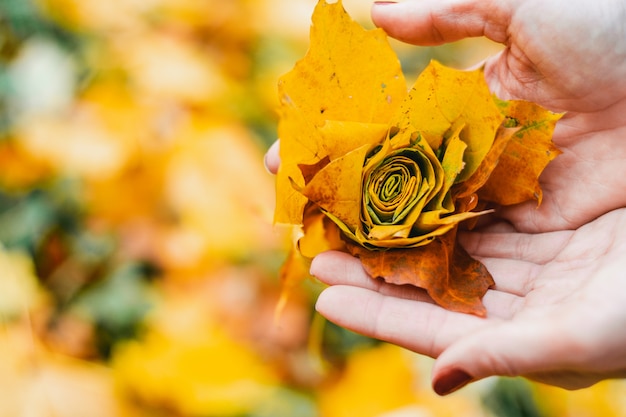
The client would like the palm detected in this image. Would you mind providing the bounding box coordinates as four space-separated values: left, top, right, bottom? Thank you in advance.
313 208 626 388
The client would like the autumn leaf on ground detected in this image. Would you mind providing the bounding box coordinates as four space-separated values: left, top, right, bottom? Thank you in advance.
0 321 132 417
317 343 486 417
275 0 561 316
112 294 279 417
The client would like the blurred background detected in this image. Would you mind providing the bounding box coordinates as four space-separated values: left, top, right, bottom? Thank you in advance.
0 0 625 416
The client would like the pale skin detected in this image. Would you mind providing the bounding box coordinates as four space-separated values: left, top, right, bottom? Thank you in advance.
265 0 626 395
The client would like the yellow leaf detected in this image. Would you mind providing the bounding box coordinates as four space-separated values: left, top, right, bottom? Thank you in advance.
318 120 390 161
277 0 406 126
298 207 346 259
479 99 563 205
393 61 505 181
113 297 278 417
166 121 279 259
318 344 418 417
0 245 41 319
275 104 322 225
0 140 51 189
301 144 371 233
0 324 132 417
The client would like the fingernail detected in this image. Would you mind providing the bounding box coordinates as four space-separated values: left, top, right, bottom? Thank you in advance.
433 369 472 396
309 255 321 277
263 152 272 174
264 140 280 174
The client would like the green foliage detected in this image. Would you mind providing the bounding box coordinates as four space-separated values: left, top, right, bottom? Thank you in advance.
0 183 82 252
249 388 317 417
483 378 544 417
0 0 79 53
322 319 381 365
72 262 159 358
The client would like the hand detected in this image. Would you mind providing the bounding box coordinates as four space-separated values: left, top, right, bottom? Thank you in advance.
371 0 626 232
312 208 626 395
372 0 626 112
267 0 626 232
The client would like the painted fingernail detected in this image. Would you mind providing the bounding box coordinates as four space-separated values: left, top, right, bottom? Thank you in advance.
433 369 472 396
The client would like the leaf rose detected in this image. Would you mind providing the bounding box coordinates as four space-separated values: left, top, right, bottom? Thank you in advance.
275 0 561 316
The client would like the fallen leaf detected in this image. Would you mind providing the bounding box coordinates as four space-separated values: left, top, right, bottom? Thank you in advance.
317 344 419 417
112 295 279 417
0 245 41 319
0 324 132 417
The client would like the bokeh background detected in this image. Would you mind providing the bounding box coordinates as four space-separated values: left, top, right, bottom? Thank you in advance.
1 0 625 416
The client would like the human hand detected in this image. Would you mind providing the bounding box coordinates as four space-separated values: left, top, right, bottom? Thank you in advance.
312 208 626 395
373 0 626 112
371 0 626 232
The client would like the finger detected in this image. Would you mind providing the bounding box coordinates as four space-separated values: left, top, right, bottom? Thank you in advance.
312 251 524 318
310 251 370 287
311 251 434 303
431 316 590 395
264 139 280 174
371 0 511 46
458 230 573 264
315 285 486 358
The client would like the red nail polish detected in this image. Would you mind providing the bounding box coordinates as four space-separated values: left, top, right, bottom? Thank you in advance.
433 369 472 396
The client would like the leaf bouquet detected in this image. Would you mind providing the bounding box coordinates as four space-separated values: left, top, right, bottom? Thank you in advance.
275 0 560 316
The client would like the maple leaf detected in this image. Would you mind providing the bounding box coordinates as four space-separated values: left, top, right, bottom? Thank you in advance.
479 99 563 205
112 293 279 417
347 228 493 316
275 0 561 316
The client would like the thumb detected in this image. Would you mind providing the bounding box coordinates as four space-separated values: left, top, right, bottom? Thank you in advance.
430 318 584 395
371 0 511 46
